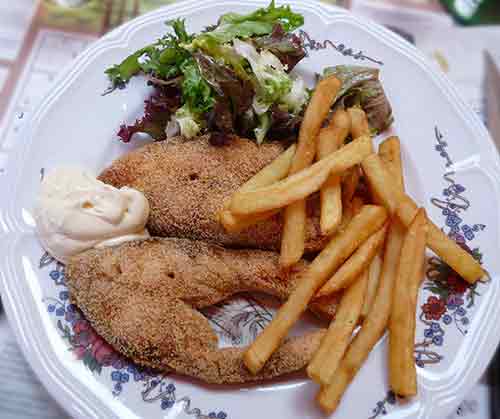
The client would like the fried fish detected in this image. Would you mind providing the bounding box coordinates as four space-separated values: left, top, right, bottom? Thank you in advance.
99 135 327 252
66 238 339 384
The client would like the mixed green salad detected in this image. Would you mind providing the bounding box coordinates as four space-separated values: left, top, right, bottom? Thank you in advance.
105 1 393 144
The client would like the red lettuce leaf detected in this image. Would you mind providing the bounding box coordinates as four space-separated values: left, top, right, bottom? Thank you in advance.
267 104 302 141
253 24 306 72
117 84 181 142
195 52 255 139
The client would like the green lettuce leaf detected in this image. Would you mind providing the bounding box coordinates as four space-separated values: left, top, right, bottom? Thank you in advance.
173 104 202 138
192 37 250 81
180 58 215 115
233 39 292 112
323 65 394 134
253 23 306 72
104 18 193 91
218 0 303 31
323 65 379 101
194 52 254 116
191 0 304 45
168 18 191 43
254 112 272 144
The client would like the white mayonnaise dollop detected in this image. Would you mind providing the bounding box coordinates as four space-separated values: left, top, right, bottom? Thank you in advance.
34 167 150 263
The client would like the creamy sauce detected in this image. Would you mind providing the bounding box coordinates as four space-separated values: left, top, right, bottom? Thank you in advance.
34 167 150 263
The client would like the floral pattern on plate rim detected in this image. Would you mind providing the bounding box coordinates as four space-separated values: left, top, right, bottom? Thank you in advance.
369 126 488 418
41 254 228 419
370 392 479 419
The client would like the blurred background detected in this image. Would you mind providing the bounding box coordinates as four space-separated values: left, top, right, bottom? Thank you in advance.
0 1 499 418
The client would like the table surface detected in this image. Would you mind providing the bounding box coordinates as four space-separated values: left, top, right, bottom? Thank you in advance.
0 1 498 418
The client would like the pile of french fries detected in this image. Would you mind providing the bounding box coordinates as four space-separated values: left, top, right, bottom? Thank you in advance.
219 74 485 414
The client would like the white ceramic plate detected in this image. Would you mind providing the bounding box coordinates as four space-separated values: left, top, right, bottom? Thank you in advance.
1 1 500 418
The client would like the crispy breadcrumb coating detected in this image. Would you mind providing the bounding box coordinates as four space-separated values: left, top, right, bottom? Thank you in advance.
66 238 339 384
99 136 328 252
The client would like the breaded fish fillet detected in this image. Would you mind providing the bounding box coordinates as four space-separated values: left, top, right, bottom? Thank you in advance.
66 238 339 384
99 136 327 252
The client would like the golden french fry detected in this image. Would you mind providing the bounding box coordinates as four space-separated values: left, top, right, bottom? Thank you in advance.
292 75 343 174
317 224 388 296
389 208 427 397
407 201 483 284
336 196 364 235
361 136 401 317
395 197 418 226
342 166 361 204
316 126 342 161
426 221 485 280
328 107 352 137
243 205 388 374
361 154 400 213
231 164 329 215
280 200 307 267
317 218 405 413
241 144 297 191
280 76 342 266
317 110 351 235
341 107 369 204
348 107 370 139
361 250 383 317
219 145 297 232
307 271 368 386
219 209 278 233
230 136 373 216
351 196 364 214
379 136 405 194
361 154 484 283
320 172 342 235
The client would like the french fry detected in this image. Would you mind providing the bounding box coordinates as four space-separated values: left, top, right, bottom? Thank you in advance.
317 219 405 413
317 109 351 235
395 197 419 226
351 196 364 215
318 139 406 413
426 221 485 280
232 165 329 214
307 271 368 386
379 136 405 194
239 144 297 191
219 145 297 232
280 200 307 267
219 210 278 233
348 107 370 139
361 154 484 283
361 137 400 318
361 250 383 317
336 196 363 234
316 224 388 296
389 208 427 397
406 196 482 284
292 75 342 174
342 166 361 204
243 205 388 374
230 135 373 215
361 154 400 213
280 75 342 266
319 157 342 236
342 107 368 204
